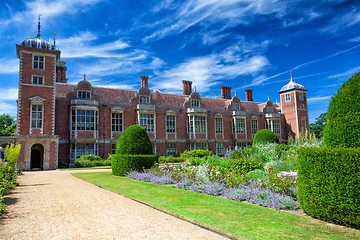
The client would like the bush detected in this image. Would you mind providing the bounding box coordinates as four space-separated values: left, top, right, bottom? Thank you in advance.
111 154 159 176
245 169 268 182
159 155 183 164
181 149 213 159
116 125 153 155
298 147 360 229
253 129 279 145
74 159 93 168
324 72 360 148
79 154 103 161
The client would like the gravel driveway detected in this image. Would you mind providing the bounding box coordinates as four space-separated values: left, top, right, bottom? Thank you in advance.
0 169 229 240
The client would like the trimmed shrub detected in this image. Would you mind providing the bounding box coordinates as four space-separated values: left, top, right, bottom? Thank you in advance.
74 159 93 168
79 154 103 161
253 129 279 145
298 147 360 229
324 72 360 148
116 125 153 155
181 149 213 159
111 154 159 176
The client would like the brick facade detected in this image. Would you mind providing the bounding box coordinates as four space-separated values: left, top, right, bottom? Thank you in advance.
13 30 309 170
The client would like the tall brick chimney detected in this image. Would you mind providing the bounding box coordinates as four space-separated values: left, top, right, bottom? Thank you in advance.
141 75 149 88
221 86 232 99
245 89 253 101
56 60 67 83
182 80 192 95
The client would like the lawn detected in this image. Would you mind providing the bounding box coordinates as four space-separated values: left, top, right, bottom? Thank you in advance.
74 171 360 240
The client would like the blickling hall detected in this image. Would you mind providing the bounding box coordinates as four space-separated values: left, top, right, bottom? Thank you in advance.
12 22 309 170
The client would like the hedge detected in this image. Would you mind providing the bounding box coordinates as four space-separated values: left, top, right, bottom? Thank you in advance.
253 129 279 145
111 154 159 176
297 147 360 229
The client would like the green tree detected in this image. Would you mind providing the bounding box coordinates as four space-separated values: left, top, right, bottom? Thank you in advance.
309 113 327 139
0 114 16 136
324 72 360 148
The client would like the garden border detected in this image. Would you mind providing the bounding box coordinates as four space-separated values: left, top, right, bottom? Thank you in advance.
73 174 237 240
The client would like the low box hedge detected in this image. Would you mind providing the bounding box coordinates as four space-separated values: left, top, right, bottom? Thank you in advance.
297 147 360 229
111 154 159 176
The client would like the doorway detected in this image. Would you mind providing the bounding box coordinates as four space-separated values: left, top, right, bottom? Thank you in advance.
31 144 44 170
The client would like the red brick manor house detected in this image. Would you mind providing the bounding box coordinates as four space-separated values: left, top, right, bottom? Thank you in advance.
12 25 309 170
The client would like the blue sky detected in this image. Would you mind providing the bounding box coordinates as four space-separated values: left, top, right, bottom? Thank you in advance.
1 0 359 123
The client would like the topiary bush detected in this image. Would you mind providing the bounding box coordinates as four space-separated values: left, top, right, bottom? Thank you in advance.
297 147 360 229
253 129 279 145
112 125 158 176
116 125 153 155
323 72 360 148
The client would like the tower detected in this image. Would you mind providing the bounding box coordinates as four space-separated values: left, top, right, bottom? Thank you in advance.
279 72 309 138
15 16 62 170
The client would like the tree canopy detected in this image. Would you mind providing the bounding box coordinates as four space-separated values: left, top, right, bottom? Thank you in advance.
309 113 327 139
0 114 16 136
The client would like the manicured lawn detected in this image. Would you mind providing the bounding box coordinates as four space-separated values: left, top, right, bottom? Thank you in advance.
60 166 111 170
74 171 360 240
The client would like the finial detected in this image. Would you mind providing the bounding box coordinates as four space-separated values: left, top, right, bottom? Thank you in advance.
290 67 294 82
268 96 270 101
84 74 86 81
37 14 41 37
235 90 237 96
53 32 57 48
194 86 196 92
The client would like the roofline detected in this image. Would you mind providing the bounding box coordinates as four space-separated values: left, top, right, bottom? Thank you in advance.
278 88 308 94
16 44 61 60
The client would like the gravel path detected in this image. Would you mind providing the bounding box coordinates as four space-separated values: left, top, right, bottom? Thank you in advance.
0 169 229 240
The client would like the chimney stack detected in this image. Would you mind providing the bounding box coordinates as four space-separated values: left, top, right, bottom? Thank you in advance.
56 60 68 83
245 89 253 101
141 75 149 88
182 80 192 95
221 86 232 99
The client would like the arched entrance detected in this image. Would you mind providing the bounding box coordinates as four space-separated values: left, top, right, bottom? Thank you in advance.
31 144 44 170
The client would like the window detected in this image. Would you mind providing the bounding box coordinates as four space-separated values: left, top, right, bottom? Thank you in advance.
139 113 154 132
235 142 248 149
299 104 304 109
233 103 240 110
166 115 176 133
71 143 98 159
232 118 246 134
71 109 98 131
301 120 307 132
267 107 273 113
32 76 43 85
299 93 304 101
31 104 43 128
216 143 224 155
251 119 258 135
33 55 44 69
189 142 208 150
188 116 206 133
77 91 90 99
166 143 176 155
140 96 150 104
285 93 291 102
191 100 200 107
112 112 123 132
111 144 116 154
266 119 281 134
215 117 223 134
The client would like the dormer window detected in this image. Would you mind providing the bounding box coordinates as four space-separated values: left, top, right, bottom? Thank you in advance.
233 103 240 110
32 76 44 85
33 55 44 69
78 91 90 99
140 96 150 104
267 107 273 113
191 100 200 108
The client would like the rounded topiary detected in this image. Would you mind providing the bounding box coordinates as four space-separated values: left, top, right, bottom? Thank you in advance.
116 125 153 155
324 72 360 148
253 129 279 145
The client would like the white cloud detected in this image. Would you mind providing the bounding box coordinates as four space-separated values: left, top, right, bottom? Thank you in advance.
307 96 332 103
0 88 18 100
0 101 17 117
0 59 18 74
328 67 360 79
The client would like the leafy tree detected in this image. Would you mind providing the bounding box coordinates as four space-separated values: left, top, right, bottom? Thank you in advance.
324 72 360 148
309 113 327 139
0 114 16 136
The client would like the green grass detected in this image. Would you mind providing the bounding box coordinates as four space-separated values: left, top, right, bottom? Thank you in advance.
74 171 360 240
59 166 111 171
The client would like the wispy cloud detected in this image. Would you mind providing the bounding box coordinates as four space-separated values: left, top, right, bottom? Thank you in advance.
328 66 360 79
307 95 331 103
57 31 130 58
0 101 17 117
0 59 18 74
0 88 18 100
